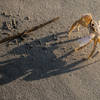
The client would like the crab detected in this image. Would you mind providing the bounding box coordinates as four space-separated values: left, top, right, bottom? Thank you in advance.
68 13 100 59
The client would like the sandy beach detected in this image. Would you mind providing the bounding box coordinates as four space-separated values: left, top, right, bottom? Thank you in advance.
0 0 100 100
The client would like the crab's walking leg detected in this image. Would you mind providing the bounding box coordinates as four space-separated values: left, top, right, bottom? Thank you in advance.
68 20 80 37
75 39 92 51
77 24 80 31
88 38 97 59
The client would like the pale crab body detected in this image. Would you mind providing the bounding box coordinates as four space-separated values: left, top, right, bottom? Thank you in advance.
77 33 95 48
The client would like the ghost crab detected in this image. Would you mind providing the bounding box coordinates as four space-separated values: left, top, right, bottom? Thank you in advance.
68 13 100 59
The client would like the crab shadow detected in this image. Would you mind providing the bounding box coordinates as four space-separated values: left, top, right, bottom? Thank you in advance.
0 31 89 85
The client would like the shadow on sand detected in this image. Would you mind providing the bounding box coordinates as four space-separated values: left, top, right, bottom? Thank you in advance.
0 31 94 85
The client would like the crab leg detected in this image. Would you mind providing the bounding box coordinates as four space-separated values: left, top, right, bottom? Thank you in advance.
75 39 92 51
88 38 98 59
68 20 80 36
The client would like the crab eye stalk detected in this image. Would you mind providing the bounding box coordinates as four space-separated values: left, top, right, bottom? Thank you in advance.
91 23 94 26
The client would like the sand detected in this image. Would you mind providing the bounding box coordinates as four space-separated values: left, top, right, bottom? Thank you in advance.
0 0 100 100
